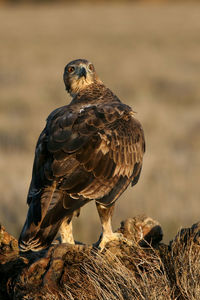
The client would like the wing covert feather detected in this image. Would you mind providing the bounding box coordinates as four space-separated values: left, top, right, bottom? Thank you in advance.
28 101 145 206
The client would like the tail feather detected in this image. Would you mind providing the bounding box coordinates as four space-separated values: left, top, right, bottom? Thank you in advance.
18 187 67 252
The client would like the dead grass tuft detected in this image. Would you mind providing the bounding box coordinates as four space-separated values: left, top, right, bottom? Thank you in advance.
170 223 200 299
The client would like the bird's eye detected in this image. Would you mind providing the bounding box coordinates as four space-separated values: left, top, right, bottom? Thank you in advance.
68 66 75 73
88 64 94 71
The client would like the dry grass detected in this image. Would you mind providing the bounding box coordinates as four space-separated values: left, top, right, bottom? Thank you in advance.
58 253 172 300
0 3 200 243
170 224 200 299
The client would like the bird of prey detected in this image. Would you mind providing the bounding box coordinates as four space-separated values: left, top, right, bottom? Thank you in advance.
18 59 145 252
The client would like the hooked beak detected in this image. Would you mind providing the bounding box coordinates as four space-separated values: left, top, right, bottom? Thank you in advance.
78 67 87 79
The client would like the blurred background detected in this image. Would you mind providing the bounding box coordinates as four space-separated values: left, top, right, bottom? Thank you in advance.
0 0 200 244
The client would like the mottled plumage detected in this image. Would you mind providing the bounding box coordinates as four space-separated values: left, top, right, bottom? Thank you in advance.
19 59 145 251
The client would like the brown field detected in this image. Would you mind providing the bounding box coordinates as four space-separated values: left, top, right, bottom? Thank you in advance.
0 2 200 244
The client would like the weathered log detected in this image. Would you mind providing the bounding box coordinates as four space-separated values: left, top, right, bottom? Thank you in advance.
0 216 200 300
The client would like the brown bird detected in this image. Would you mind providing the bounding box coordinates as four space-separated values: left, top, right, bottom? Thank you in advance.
18 59 145 252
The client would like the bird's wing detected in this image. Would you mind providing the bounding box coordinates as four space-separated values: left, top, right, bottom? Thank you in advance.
28 102 145 207
71 103 145 205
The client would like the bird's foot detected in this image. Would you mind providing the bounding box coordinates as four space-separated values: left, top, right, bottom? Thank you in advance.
95 232 132 251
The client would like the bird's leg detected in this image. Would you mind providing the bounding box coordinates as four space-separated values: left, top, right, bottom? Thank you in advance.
59 216 75 244
95 202 123 250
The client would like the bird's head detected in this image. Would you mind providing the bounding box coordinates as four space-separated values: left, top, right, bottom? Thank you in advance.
63 59 101 96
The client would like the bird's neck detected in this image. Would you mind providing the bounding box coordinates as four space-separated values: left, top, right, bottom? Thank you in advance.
69 82 120 108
